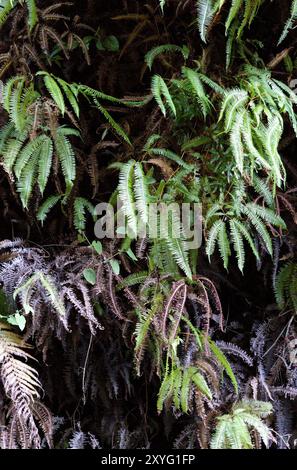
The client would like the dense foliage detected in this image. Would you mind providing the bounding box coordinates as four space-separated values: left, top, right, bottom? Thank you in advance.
0 0 296 449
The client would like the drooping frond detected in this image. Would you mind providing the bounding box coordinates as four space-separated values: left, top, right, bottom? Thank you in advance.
197 0 216 43
278 0 297 44
145 44 189 70
151 74 176 117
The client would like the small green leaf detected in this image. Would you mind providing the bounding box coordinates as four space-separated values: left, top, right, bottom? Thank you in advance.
103 35 120 51
109 259 120 275
7 312 26 331
126 248 138 261
83 268 96 285
92 240 103 255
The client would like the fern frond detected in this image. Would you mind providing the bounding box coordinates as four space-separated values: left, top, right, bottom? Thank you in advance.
217 221 230 270
278 0 297 44
206 219 223 259
145 44 189 70
117 271 149 289
151 74 176 117
73 197 95 233
211 400 272 449
134 162 149 225
242 204 273 255
232 219 259 262
160 208 192 279
37 136 53 195
55 77 80 117
93 98 131 145
25 0 38 31
245 202 286 229
118 160 138 236
229 218 245 272
16 149 38 208
38 72 65 115
182 67 211 119
208 339 238 394
197 0 215 43
37 272 66 317
37 195 62 225
0 0 16 27
225 0 243 33
54 127 76 195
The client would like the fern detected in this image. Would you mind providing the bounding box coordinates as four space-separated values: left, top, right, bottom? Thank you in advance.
145 44 189 70
274 262 297 312
159 207 192 279
157 364 212 414
208 339 238 394
38 72 66 115
14 271 66 318
118 160 138 236
182 67 211 120
211 400 273 449
278 0 297 44
53 126 77 196
229 218 245 273
37 195 62 225
197 0 216 43
225 0 243 33
24 0 38 31
151 74 176 117
73 197 95 233
0 321 45 448
134 162 149 225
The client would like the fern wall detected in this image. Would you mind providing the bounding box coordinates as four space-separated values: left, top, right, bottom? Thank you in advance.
0 0 296 450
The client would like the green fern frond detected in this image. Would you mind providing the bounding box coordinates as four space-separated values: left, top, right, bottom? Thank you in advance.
192 370 212 400
232 219 259 262
25 0 38 31
134 162 149 225
218 220 230 270
242 204 273 255
16 149 38 208
93 98 131 145
229 219 245 272
55 77 80 117
211 400 273 449
38 72 65 115
73 197 95 233
0 0 16 27
245 202 286 229
225 0 243 33
197 0 216 43
206 219 224 259
252 175 274 206
151 74 176 117
54 127 76 195
9 78 26 132
145 44 189 70
274 262 297 311
37 272 66 317
182 67 211 119
37 195 62 225
14 134 47 179
118 160 138 236
278 0 297 44
208 339 238 394
160 208 192 279
230 110 244 173
117 271 149 289
37 136 53 195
